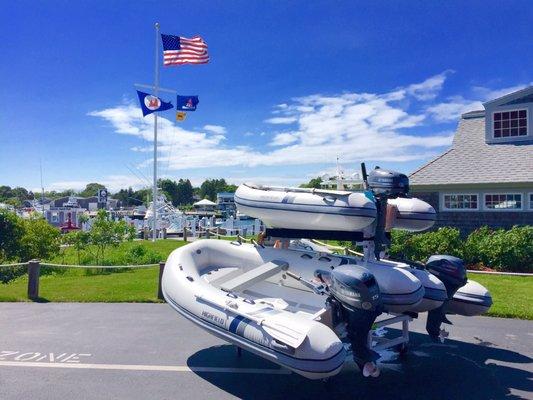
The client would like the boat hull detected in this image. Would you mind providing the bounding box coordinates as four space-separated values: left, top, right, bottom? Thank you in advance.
388 197 436 232
446 279 493 316
235 184 376 232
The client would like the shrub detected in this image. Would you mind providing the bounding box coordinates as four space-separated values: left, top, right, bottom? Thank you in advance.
391 225 532 272
470 226 532 272
389 227 462 263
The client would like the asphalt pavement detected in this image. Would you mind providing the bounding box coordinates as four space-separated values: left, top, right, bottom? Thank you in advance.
0 303 531 400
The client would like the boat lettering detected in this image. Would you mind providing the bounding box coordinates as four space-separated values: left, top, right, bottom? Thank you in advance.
201 310 225 326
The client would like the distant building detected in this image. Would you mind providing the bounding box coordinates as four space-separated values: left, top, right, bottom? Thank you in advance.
44 195 119 228
216 192 236 217
45 208 86 228
188 198 218 217
51 196 119 210
410 86 533 234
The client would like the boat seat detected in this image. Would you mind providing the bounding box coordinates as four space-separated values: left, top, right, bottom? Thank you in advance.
220 260 288 292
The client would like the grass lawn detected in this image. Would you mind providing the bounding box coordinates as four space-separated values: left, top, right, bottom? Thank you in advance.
0 239 531 320
0 239 187 303
48 239 187 265
468 274 532 320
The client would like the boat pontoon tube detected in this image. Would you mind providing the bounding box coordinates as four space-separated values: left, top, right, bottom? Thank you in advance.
387 197 436 232
446 280 493 316
235 183 377 232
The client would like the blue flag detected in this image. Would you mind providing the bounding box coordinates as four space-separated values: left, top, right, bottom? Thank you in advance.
176 95 199 111
136 91 173 117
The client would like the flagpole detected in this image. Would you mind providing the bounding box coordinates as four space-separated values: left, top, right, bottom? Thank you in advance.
152 22 160 242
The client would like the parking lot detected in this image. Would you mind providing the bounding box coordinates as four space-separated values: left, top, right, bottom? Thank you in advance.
0 303 531 400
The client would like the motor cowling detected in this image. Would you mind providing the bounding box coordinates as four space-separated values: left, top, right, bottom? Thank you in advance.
425 255 468 341
320 265 382 367
367 167 409 198
329 265 381 312
426 255 467 297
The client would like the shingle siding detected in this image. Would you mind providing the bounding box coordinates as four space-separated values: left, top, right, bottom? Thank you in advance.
414 191 533 235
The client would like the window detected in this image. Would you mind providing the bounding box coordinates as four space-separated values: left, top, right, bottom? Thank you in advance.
484 194 522 210
493 109 527 138
443 194 478 210
529 193 533 210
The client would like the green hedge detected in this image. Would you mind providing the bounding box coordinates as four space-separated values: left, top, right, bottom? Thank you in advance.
389 225 533 272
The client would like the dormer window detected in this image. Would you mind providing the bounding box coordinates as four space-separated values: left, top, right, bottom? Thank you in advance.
493 109 527 138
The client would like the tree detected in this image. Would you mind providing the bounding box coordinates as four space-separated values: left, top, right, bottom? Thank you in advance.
159 179 179 205
88 209 135 264
176 179 194 205
63 230 90 265
299 177 322 189
0 210 25 262
11 187 29 202
0 186 12 202
199 179 234 201
19 214 61 262
79 183 106 198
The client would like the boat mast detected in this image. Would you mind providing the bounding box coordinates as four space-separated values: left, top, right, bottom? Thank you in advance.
40 158 45 214
152 22 160 242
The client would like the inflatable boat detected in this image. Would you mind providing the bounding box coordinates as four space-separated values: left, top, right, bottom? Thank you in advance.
162 239 429 378
163 165 493 378
235 183 436 234
234 183 377 232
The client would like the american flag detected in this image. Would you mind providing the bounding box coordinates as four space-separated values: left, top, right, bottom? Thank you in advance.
161 34 209 66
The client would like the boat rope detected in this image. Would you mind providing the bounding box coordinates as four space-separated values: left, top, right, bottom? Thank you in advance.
39 263 160 269
0 262 28 268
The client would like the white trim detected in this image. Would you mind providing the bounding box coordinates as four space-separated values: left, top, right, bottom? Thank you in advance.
491 108 528 139
441 193 479 212
483 193 523 211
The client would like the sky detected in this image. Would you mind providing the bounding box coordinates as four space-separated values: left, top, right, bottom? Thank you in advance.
1 1 532 193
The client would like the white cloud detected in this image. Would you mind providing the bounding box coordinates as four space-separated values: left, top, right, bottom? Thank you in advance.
264 117 298 124
92 73 533 174
270 132 299 146
426 96 483 122
426 81 533 122
203 124 227 134
473 83 533 102
405 70 453 101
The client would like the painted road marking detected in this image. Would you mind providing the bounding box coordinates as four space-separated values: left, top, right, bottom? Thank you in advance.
0 351 91 363
0 361 291 375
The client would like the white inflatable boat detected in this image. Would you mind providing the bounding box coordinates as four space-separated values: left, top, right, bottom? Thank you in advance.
235 184 377 232
163 166 493 378
235 183 436 234
162 239 429 378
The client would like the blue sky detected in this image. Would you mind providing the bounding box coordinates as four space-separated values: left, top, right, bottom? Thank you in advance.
1 1 532 192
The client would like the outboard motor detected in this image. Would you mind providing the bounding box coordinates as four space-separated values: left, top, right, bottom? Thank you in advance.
425 255 468 341
365 166 410 259
319 265 382 376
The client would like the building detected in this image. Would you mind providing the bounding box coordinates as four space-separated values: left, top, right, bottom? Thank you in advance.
51 196 119 210
410 86 533 234
216 192 236 217
44 195 119 228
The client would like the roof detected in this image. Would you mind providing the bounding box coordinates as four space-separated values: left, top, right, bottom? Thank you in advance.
410 115 533 186
193 198 217 206
483 85 533 107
